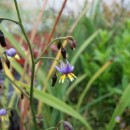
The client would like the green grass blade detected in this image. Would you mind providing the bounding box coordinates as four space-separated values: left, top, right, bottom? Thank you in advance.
18 82 92 130
77 60 112 110
106 84 130 130
71 30 100 65
65 74 87 100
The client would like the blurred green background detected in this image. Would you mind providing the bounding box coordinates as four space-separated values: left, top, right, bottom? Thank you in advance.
1 0 130 130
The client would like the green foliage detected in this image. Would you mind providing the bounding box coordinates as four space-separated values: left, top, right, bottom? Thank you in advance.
1 1 130 130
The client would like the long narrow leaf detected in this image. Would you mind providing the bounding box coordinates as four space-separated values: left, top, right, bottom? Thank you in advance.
71 30 100 65
17 82 92 130
106 84 130 130
77 60 112 109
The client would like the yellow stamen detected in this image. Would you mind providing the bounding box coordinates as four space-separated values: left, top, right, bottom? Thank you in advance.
70 73 77 79
1 115 8 121
68 74 74 81
1 116 5 121
14 54 20 60
7 54 20 61
59 74 66 83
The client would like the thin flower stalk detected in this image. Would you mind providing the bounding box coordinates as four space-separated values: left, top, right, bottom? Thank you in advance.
13 0 37 129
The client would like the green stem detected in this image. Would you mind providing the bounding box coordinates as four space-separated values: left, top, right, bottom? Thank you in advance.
55 120 64 130
35 57 60 64
45 127 57 130
13 0 37 129
30 63 37 128
39 36 74 57
13 0 34 64
45 120 65 130
0 18 19 24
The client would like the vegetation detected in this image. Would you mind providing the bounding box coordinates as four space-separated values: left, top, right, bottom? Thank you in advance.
0 0 130 130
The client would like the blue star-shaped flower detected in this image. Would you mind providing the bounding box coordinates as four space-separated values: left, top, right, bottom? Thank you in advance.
55 61 77 83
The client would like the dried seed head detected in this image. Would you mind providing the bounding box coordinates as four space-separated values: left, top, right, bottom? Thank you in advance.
63 121 74 130
0 30 7 47
57 41 62 50
52 73 57 87
61 48 66 59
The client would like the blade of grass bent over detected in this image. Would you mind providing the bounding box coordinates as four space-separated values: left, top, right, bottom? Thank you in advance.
71 30 100 65
77 60 112 110
4 67 93 129
65 74 87 100
16 81 93 130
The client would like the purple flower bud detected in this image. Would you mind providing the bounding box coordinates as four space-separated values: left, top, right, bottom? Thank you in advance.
69 40 76 50
115 116 121 123
0 30 7 47
5 48 17 57
0 109 7 116
61 48 66 59
63 121 74 130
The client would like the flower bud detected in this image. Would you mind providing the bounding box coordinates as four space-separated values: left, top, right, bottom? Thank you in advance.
63 121 74 130
57 41 62 50
0 109 7 116
61 48 66 59
0 59 3 70
21 92 24 99
5 48 17 57
52 73 57 87
69 40 76 50
0 30 7 47
5 59 10 68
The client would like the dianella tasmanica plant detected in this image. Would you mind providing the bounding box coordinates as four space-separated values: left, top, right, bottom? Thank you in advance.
0 0 76 130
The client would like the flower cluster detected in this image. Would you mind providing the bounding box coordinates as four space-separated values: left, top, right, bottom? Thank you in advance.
52 38 77 86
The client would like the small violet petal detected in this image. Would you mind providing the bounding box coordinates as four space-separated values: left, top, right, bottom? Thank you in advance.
60 61 66 73
55 66 61 73
66 63 74 73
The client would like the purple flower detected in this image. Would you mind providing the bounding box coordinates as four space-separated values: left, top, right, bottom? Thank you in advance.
5 48 17 57
0 109 7 116
55 61 74 74
55 61 76 83
115 116 121 123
